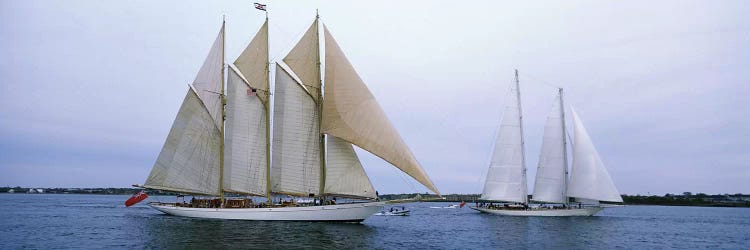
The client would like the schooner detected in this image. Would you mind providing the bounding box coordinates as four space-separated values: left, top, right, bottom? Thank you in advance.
140 12 440 222
471 70 622 216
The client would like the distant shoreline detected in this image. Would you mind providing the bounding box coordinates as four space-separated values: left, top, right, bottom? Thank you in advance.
3 187 748 208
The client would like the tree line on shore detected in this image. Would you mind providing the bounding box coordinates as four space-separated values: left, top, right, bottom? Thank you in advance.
3 187 748 207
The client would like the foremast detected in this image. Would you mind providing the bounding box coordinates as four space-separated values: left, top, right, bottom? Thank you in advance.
515 69 529 205
559 88 569 206
219 17 227 205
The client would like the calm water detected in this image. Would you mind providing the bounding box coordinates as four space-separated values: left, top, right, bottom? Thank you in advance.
1 194 748 249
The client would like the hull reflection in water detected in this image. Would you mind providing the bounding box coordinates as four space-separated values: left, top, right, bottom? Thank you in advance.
149 202 384 222
470 206 602 216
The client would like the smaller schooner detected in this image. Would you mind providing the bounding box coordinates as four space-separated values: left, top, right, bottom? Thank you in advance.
471 70 622 216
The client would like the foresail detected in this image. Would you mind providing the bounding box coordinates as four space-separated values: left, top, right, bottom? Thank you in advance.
321 25 440 195
325 136 377 199
145 89 221 196
283 19 321 100
567 109 623 202
481 78 527 203
271 65 321 197
234 19 269 103
531 92 568 204
223 68 267 196
191 26 225 129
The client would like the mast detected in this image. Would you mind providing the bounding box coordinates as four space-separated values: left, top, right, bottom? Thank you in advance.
316 10 326 198
559 88 569 206
219 17 226 205
515 69 528 205
264 15 272 204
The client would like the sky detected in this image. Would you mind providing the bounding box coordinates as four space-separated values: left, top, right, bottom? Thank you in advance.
1 0 748 195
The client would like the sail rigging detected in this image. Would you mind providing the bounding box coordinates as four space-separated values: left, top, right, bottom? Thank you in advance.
531 90 568 204
566 109 623 202
481 70 527 203
320 25 440 195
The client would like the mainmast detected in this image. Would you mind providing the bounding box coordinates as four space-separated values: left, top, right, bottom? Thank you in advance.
315 10 326 198
559 88 569 206
219 17 226 205
515 69 528 205
264 15 272 204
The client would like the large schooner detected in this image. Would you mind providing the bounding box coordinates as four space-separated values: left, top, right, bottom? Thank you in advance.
139 12 440 222
471 70 622 216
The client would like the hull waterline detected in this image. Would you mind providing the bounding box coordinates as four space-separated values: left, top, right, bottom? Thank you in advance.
148 202 384 222
470 206 604 216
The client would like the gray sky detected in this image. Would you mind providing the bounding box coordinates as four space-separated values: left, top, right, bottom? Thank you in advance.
1 0 748 195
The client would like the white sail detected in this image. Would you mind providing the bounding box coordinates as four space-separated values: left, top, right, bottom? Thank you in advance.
321 25 440 195
481 74 527 203
145 89 222 195
191 26 225 129
531 91 568 204
271 64 321 197
567 109 623 202
325 136 377 199
234 19 270 103
223 68 267 196
283 19 321 99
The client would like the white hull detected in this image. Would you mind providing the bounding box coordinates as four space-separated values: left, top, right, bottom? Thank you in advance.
470 206 603 216
148 202 384 222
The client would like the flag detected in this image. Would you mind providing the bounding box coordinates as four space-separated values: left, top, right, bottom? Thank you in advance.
247 88 257 96
254 3 266 11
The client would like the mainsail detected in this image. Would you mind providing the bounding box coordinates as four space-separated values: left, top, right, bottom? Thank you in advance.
481 71 527 203
567 109 623 202
321 25 440 195
144 26 225 196
223 19 270 196
325 136 377 199
223 67 267 196
271 64 321 196
531 90 568 204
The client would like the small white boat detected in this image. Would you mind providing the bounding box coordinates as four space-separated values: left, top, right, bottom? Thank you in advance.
375 207 410 216
429 204 460 209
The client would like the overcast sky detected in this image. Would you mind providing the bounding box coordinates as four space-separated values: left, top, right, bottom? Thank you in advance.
1 0 748 195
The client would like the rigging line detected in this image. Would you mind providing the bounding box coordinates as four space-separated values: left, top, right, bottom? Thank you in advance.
519 72 565 90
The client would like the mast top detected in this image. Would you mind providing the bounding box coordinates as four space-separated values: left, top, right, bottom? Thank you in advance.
316 9 319 18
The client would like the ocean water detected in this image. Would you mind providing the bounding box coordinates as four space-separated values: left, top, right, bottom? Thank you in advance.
0 194 748 249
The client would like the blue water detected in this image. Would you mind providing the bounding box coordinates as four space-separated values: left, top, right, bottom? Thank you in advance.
1 194 748 249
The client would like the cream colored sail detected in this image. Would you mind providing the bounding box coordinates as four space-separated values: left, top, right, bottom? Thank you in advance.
223 67 267 196
144 88 222 195
234 19 269 103
531 91 568 204
321 25 440 195
325 136 377 199
283 19 321 100
271 64 321 197
567 109 623 202
191 26 225 129
481 74 527 203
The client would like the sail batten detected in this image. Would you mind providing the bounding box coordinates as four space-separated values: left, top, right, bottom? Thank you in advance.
531 91 568 204
566 109 623 202
481 72 527 203
321 25 440 195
